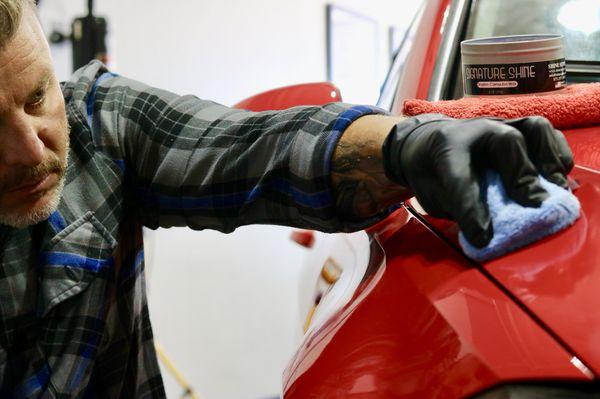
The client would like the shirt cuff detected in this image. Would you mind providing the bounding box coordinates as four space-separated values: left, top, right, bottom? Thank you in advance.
298 103 394 233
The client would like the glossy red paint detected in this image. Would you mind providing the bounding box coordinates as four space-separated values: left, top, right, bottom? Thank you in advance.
479 165 600 375
565 126 600 171
398 127 600 380
283 213 589 399
365 207 411 245
232 82 341 111
415 0 452 99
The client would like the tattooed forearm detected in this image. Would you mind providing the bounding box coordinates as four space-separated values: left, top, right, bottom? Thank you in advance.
331 115 412 220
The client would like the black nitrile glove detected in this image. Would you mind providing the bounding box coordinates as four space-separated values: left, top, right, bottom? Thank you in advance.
382 114 574 248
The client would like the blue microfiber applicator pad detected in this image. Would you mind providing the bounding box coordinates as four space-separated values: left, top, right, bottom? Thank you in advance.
458 171 581 262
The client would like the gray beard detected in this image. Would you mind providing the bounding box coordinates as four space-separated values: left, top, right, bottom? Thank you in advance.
0 120 71 229
0 172 66 229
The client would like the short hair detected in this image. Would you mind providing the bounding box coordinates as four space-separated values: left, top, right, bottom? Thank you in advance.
0 0 35 48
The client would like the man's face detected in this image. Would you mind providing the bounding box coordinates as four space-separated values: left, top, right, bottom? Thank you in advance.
0 5 69 228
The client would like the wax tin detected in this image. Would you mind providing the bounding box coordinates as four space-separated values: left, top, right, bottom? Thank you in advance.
461 34 566 96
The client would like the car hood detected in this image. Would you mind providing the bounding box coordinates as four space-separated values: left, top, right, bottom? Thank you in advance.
426 125 600 377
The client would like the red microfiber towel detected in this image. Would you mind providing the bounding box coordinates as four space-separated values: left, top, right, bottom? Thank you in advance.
403 83 600 130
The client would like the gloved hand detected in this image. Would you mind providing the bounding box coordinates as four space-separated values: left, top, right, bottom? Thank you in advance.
382 114 574 248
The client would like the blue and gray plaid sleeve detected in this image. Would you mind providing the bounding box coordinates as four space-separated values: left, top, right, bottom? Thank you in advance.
63 61 388 233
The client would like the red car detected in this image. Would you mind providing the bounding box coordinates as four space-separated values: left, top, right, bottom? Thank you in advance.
237 0 600 397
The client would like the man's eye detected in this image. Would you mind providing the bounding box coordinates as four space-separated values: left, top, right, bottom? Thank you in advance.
27 91 46 109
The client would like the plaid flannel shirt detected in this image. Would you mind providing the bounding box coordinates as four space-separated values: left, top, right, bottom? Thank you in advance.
0 60 387 397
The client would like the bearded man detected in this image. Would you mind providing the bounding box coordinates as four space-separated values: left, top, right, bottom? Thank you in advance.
0 1 573 397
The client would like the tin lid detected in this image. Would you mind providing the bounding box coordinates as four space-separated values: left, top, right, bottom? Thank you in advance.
461 34 564 56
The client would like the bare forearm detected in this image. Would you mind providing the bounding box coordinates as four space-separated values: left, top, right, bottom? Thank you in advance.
331 115 412 220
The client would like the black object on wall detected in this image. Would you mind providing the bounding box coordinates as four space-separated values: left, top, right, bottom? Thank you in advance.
71 0 108 71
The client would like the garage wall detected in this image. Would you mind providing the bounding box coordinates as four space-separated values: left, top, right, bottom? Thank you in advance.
39 1 422 398
44 0 420 105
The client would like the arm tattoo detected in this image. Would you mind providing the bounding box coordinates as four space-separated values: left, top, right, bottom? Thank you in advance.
331 115 411 221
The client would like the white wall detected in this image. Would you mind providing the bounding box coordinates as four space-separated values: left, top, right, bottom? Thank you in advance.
39 1 422 398
43 0 420 105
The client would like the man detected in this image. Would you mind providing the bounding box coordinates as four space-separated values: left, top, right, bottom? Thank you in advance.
0 0 573 397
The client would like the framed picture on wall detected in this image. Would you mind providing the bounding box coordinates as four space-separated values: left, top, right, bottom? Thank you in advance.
326 4 381 104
